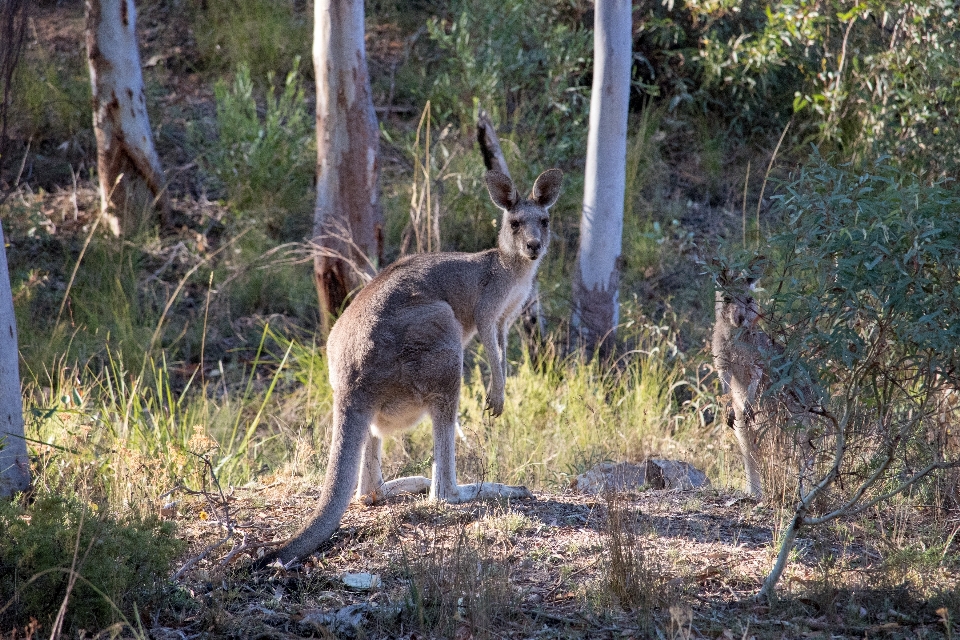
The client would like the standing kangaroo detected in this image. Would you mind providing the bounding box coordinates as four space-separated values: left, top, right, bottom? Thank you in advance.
712 274 768 498
713 272 819 499
268 169 563 564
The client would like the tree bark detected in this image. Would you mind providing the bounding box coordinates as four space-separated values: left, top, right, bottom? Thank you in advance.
571 0 631 357
312 0 383 334
0 0 28 200
86 0 168 236
0 222 29 497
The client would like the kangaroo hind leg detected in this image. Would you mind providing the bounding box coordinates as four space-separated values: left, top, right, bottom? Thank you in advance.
429 394 532 504
359 432 431 504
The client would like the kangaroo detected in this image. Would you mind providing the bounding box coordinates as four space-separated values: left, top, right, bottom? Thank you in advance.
712 274 767 498
713 272 819 499
267 169 563 564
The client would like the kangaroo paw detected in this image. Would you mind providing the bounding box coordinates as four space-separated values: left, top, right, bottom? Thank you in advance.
437 482 533 504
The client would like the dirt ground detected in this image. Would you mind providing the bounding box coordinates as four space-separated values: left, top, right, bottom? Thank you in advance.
160 482 958 639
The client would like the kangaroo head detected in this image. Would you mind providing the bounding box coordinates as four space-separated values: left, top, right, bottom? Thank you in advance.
715 272 760 329
485 169 563 262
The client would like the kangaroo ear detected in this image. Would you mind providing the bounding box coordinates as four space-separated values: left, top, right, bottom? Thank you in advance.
531 169 563 209
716 268 733 287
485 171 519 210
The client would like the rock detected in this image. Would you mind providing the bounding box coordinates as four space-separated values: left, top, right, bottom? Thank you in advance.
342 571 381 590
159 501 178 518
648 459 710 490
571 459 710 494
572 461 651 493
298 604 369 638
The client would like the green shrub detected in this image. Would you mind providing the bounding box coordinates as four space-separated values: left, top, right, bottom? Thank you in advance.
8 48 89 143
201 60 314 230
0 495 181 636
759 154 960 414
189 0 310 84
716 155 960 594
636 1 960 174
408 0 592 166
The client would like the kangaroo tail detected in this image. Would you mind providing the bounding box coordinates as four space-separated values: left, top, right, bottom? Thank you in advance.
262 405 369 566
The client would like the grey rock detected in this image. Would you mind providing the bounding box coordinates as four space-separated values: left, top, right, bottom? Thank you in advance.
572 459 710 493
298 604 369 638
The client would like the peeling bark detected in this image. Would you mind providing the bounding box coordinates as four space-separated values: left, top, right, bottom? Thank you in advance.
572 0 632 357
0 222 29 497
0 0 28 198
313 0 383 333
86 0 168 236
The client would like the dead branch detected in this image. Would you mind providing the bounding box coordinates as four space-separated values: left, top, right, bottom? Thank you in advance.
220 534 291 567
170 453 237 580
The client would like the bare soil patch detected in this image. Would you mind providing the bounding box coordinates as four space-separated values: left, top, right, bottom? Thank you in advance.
161 484 958 638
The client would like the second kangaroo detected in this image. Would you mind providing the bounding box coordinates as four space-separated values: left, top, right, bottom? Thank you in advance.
268 169 562 564
712 274 768 498
713 271 819 500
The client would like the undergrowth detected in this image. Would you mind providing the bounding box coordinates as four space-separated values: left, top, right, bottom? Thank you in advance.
0 493 181 637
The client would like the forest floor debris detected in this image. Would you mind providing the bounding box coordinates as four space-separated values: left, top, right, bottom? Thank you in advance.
163 484 959 638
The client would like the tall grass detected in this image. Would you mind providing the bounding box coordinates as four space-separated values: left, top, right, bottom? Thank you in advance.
400 512 519 639
347 322 713 491
9 46 89 144
189 0 310 85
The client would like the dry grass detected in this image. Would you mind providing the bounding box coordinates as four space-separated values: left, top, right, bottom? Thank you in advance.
151 480 960 638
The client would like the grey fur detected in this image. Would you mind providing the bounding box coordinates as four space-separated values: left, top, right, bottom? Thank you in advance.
712 276 768 498
269 169 563 564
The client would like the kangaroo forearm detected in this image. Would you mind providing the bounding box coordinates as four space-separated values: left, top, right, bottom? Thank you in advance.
480 324 505 393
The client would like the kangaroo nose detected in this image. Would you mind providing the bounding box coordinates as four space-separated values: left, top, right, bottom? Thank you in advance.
526 239 541 253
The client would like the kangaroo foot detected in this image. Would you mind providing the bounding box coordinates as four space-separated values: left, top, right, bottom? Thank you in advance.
360 476 432 505
434 481 532 504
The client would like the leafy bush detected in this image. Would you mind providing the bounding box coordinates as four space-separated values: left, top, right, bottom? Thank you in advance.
189 0 310 84
756 154 960 436
0 495 181 635
408 0 593 166
719 154 960 596
8 48 89 144
638 2 960 171
203 60 314 228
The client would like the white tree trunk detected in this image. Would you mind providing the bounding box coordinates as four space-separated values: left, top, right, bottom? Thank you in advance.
0 222 29 497
86 0 168 236
313 0 382 333
572 0 632 355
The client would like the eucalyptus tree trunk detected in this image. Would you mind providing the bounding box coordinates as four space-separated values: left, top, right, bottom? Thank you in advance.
86 0 168 236
0 0 28 200
0 222 29 497
313 0 383 333
571 0 631 356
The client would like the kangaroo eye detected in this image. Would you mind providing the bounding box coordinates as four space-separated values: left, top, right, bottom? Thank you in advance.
723 296 733 303
510 220 521 231
539 218 549 228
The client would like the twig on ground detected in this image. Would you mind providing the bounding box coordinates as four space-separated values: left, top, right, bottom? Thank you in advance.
170 452 238 579
220 535 291 566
